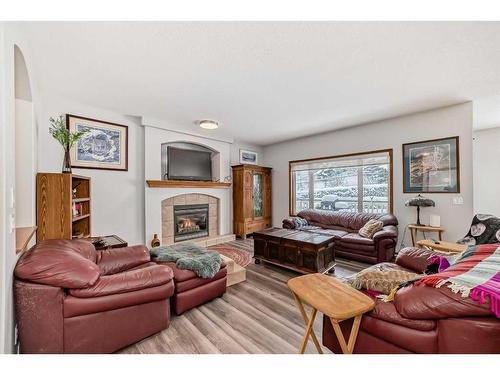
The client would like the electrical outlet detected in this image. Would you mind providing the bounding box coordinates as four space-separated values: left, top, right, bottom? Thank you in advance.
452 196 464 205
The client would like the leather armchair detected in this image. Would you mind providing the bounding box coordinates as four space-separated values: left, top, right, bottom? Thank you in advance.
14 239 174 353
322 247 500 353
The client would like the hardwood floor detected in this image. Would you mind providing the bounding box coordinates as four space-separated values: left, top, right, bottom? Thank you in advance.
119 238 367 354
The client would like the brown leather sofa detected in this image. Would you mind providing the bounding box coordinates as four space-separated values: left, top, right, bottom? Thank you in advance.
14 239 175 354
322 247 500 353
283 209 398 264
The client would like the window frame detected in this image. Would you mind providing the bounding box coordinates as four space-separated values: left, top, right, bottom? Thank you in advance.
288 148 394 216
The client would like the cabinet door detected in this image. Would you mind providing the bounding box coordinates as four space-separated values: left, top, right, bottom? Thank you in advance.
252 172 264 218
263 171 272 219
243 169 254 219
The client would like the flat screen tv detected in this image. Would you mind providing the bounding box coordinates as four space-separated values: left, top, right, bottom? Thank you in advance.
167 146 212 181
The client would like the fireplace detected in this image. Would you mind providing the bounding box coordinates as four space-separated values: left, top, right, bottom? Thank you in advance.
173 204 209 242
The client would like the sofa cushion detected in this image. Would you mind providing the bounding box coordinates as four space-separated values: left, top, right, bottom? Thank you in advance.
69 265 173 298
394 284 494 320
369 298 436 331
341 233 374 245
64 282 174 318
395 247 435 273
359 219 384 238
306 228 349 238
15 242 100 289
97 245 151 275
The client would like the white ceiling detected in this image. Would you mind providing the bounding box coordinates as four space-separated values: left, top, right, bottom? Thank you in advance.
21 22 500 145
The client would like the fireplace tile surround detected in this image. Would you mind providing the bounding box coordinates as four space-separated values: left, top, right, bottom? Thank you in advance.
162 194 219 245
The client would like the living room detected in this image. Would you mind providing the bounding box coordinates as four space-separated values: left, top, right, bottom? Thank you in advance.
1 1 500 373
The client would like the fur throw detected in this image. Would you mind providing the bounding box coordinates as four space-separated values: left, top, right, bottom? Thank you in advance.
350 269 421 294
151 242 221 279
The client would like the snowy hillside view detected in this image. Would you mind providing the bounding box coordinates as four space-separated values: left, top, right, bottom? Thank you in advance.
294 164 389 214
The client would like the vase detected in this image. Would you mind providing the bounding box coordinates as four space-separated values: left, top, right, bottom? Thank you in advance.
62 148 72 173
151 234 161 248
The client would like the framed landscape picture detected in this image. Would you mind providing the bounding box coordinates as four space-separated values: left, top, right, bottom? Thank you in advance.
239 149 258 165
66 114 128 171
402 136 459 193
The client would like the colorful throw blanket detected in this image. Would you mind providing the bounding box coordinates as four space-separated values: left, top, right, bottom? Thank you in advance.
415 244 500 318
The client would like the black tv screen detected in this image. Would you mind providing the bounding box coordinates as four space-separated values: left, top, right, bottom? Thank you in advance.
167 147 212 181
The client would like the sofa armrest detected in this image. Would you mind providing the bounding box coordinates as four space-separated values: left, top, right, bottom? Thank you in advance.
282 218 296 229
372 225 398 241
395 247 435 273
96 245 151 275
69 265 173 298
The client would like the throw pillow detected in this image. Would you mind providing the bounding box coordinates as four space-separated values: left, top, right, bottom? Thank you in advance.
350 269 421 294
292 217 309 228
359 219 384 238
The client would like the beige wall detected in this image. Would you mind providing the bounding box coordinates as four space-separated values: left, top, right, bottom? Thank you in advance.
473 126 500 217
263 102 474 248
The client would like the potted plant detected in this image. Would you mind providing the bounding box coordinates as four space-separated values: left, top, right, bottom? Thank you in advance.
49 115 88 173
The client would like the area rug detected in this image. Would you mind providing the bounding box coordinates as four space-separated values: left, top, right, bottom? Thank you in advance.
209 245 252 268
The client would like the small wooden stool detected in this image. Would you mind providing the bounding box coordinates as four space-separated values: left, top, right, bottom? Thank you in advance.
288 273 375 354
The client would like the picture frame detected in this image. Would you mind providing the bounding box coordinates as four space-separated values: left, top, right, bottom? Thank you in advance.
402 136 459 193
239 149 258 165
66 114 128 171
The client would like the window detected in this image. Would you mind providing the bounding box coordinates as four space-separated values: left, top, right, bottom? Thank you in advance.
289 149 393 215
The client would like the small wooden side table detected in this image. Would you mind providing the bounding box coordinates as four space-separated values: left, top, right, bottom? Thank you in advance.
288 273 375 354
417 239 466 255
88 235 128 250
408 224 445 246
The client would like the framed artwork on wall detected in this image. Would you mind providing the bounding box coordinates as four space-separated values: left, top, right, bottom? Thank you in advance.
239 149 258 165
66 114 128 171
402 136 459 193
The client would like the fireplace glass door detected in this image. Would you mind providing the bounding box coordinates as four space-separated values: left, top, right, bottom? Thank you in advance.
253 172 263 218
173 204 209 242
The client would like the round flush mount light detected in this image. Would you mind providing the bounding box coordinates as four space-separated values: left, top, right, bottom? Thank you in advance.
198 120 219 130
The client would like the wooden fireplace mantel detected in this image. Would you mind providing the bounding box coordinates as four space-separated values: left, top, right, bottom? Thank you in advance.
146 180 231 189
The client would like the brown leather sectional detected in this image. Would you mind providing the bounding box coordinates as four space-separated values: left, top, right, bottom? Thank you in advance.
14 239 227 353
283 209 399 264
322 247 500 353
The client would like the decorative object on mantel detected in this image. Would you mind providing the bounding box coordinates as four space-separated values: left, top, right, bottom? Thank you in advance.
402 136 460 193
239 149 258 165
151 234 161 248
146 180 231 188
405 194 435 226
66 114 128 171
49 115 89 173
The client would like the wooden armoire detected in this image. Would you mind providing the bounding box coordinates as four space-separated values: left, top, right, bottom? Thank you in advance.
232 164 272 238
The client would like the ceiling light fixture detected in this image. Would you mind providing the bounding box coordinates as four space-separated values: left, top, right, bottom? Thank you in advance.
199 120 219 130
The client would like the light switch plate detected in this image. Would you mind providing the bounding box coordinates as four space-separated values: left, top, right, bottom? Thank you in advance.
452 196 464 205
10 187 15 209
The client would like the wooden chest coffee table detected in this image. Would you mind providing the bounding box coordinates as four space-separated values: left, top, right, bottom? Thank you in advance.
253 228 335 274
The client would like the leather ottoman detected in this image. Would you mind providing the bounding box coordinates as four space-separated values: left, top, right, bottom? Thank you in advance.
155 261 227 315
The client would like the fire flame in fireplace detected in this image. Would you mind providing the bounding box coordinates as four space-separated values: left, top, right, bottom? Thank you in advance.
178 217 201 233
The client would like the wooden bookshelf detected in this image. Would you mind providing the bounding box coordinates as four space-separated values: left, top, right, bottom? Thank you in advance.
36 173 92 242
